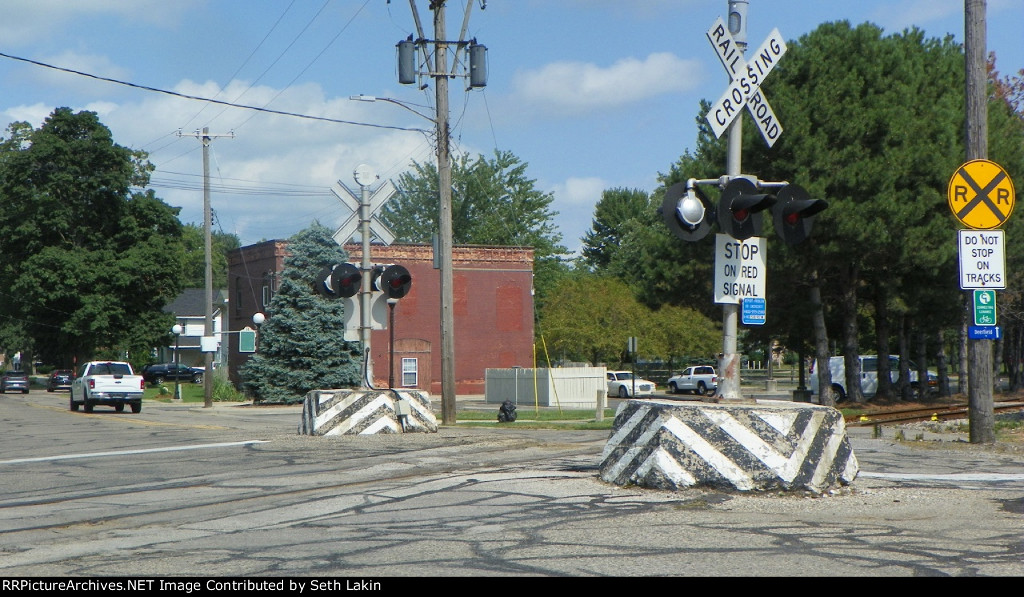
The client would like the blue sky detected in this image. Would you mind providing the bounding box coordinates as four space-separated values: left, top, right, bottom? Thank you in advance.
0 0 1021 254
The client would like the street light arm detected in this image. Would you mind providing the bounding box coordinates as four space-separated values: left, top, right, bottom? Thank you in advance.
349 95 435 123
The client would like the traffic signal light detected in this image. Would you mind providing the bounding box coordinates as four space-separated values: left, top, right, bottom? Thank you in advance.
371 264 413 299
661 182 715 242
330 263 362 298
718 178 776 240
314 266 338 298
772 184 829 245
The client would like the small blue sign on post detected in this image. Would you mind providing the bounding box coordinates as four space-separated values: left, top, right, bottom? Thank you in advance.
742 297 766 326
968 326 1002 340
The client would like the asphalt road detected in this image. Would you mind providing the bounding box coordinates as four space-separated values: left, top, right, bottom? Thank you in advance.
1 388 1022 577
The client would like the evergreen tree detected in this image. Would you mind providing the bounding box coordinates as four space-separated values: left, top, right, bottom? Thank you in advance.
240 223 362 403
581 188 658 272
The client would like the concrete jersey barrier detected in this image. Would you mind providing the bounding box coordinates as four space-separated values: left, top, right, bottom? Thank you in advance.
600 399 858 493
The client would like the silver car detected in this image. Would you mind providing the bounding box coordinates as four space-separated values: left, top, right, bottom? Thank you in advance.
1 371 30 394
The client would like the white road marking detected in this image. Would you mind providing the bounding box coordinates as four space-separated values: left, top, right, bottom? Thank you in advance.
859 471 1024 482
0 440 269 465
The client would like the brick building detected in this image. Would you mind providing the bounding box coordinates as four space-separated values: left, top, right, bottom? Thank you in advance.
226 241 535 396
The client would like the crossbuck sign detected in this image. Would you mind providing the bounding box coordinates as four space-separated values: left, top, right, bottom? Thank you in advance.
331 178 397 245
705 17 787 147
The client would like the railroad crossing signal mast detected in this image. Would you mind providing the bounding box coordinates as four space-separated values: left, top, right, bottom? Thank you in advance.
660 1 827 401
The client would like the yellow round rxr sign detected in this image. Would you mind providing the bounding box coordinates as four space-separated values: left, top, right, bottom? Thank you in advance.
948 159 1015 229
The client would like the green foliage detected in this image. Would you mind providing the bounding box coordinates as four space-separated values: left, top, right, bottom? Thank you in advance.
612 22 1024 371
744 23 971 366
382 149 571 306
581 188 658 272
180 224 241 289
0 108 186 366
239 223 362 403
537 274 718 367
648 303 722 366
212 376 246 402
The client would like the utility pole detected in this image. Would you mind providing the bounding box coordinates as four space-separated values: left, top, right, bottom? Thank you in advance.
403 0 481 425
434 3 456 426
177 127 234 408
964 0 995 443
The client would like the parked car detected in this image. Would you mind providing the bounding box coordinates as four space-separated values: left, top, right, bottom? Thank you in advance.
46 369 73 392
607 371 656 398
141 363 204 386
1 370 30 394
667 366 718 395
809 355 938 402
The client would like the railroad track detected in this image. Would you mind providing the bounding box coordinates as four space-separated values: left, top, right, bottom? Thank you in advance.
845 401 1024 426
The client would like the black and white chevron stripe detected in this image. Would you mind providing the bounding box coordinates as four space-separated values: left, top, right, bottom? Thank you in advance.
600 401 859 493
298 389 438 436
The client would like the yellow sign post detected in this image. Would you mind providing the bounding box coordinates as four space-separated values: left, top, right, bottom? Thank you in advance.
948 159 1015 229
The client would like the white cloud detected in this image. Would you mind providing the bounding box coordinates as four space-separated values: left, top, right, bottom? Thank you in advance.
548 177 607 254
1 103 55 128
511 53 704 114
869 0 962 33
0 0 199 45
557 177 606 207
0 75 438 245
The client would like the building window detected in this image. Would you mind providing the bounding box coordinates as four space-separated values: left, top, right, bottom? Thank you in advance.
262 271 277 308
401 358 418 387
235 276 242 316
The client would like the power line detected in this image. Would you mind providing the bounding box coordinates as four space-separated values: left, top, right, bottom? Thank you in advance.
151 169 333 195
0 51 428 133
180 0 300 131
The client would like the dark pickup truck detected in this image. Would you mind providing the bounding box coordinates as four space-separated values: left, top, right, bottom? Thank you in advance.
141 363 204 386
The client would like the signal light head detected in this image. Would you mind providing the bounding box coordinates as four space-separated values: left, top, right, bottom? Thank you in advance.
371 264 413 299
662 181 714 241
773 184 828 245
314 266 336 298
329 263 362 298
677 189 706 226
718 178 775 240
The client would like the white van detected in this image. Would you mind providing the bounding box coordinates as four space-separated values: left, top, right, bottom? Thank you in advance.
808 355 936 402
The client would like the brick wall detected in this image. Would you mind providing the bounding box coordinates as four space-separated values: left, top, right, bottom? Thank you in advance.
227 242 535 396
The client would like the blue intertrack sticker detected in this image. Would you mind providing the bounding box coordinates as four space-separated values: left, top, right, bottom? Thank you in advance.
742 297 766 326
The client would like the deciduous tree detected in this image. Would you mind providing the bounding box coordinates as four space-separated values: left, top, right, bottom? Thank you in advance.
0 108 186 367
382 149 570 307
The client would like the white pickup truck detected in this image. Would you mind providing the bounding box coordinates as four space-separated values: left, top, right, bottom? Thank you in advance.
667 365 718 396
70 361 145 413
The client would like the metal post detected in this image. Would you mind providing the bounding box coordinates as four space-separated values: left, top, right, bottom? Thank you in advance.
388 298 398 388
172 323 182 401
719 0 748 402
359 177 373 389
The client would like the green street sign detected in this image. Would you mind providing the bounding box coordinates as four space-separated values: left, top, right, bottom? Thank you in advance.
973 289 997 326
239 328 257 353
